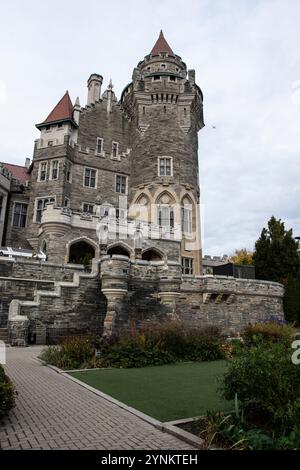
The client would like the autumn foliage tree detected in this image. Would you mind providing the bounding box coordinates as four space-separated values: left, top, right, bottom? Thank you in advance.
229 249 254 265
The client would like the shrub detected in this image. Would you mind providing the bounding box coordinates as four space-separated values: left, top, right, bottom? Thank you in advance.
243 321 294 347
201 411 300 450
0 365 15 418
221 341 300 429
40 336 95 369
40 322 225 369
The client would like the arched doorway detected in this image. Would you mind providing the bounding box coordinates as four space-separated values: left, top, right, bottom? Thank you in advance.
69 241 95 264
107 245 130 257
142 249 163 261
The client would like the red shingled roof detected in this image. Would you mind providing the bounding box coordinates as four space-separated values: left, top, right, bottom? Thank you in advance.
43 91 74 124
2 163 29 183
151 30 174 56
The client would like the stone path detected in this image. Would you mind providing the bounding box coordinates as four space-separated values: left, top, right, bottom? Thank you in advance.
0 347 194 450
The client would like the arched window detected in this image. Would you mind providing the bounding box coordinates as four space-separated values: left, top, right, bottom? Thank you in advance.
156 192 175 228
181 196 193 233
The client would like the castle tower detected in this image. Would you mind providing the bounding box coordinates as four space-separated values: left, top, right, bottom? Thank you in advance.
121 31 204 274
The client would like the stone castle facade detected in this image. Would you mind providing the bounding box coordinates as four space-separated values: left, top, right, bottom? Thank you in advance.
0 32 284 345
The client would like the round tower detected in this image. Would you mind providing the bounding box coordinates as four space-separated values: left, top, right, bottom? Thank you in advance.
121 31 204 274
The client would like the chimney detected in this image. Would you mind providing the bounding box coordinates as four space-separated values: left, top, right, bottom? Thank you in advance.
188 69 195 85
87 74 103 105
25 158 30 169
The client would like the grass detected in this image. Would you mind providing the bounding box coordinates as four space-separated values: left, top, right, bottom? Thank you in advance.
69 360 232 422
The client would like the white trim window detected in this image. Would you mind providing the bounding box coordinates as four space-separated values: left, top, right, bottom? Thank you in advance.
115 174 127 194
181 257 193 275
111 141 119 160
82 203 94 214
84 168 97 188
38 162 48 182
12 202 28 228
95 137 104 156
66 162 72 183
181 206 192 233
50 160 59 180
157 205 174 228
158 157 172 176
35 197 56 223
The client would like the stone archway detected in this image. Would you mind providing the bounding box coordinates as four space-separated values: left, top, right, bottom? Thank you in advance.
107 244 131 257
142 248 163 261
69 240 95 264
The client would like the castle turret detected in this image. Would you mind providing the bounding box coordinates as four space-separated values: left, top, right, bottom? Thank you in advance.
87 73 103 105
121 31 204 274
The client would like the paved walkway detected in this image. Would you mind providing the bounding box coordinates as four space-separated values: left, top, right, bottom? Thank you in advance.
0 347 194 450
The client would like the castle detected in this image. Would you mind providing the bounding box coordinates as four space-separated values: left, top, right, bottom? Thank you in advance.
0 32 284 345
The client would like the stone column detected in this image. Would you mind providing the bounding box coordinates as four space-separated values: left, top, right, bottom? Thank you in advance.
100 255 130 336
101 288 128 336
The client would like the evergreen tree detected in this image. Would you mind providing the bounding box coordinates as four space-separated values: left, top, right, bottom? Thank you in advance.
253 216 299 283
253 216 300 323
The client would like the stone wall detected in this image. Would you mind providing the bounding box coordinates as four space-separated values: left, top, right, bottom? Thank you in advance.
0 257 84 281
0 277 55 327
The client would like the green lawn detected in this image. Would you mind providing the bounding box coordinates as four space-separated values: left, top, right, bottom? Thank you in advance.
69 360 232 422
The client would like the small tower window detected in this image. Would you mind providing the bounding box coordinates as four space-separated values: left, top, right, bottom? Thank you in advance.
182 257 193 275
57 123 63 129
51 160 59 180
39 162 48 182
158 157 173 176
82 203 94 214
12 203 28 228
96 137 104 155
48 141 53 147
184 107 187 116
45 125 51 131
84 168 97 188
111 142 119 160
161 63 166 69
153 75 161 81
143 106 145 115
115 174 127 194
169 76 176 82
66 162 72 183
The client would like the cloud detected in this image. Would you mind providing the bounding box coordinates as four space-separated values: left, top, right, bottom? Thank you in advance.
0 0 299 254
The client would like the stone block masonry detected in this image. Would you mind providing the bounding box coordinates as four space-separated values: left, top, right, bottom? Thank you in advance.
4 256 284 346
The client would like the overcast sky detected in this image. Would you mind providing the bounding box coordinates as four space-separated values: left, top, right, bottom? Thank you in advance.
0 0 299 255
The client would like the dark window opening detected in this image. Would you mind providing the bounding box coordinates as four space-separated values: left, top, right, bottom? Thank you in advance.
107 245 130 257
69 241 95 264
142 249 163 261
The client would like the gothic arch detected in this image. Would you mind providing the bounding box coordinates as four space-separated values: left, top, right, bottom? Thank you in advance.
142 247 165 261
66 236 99 264
155 189 176 205
130 192 151 223
107 241 133 258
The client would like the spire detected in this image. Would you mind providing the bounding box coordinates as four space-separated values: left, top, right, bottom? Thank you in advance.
42 91 74 125
150 30 174 56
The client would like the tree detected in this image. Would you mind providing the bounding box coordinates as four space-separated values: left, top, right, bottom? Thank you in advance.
253 216 300 283
253 216 300 324
229 248 254 265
